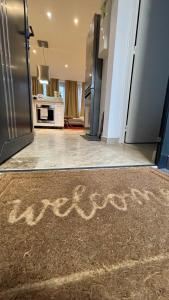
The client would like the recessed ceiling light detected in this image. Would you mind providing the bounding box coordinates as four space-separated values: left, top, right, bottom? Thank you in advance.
46 11 52 19
32 49 37 54
74 18 79 25
65 64 68 68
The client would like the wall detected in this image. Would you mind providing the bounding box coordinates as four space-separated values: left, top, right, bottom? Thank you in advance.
101 0 140 141
100 0 118 138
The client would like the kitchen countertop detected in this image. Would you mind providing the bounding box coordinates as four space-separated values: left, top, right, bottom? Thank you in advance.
33 96 64 104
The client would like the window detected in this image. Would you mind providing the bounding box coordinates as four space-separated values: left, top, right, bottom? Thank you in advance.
42 83 47 97
58 80 83 115
78 82 82 114
59 80 65 107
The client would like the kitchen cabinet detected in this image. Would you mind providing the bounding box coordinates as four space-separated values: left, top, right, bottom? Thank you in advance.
33 98 64 128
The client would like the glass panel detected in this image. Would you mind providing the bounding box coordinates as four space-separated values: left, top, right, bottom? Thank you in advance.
78 82 82 114
59 80 65 109
43 83 47 97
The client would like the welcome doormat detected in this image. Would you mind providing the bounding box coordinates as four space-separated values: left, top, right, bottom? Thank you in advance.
0 168 169 299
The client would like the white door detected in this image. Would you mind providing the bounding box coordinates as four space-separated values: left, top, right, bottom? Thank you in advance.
125 0 169 143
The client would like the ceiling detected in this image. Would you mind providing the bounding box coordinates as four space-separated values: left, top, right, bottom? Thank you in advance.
28 0 101 82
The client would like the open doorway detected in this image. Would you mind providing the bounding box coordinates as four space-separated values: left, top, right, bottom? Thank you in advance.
29 0 99 137
98 0 169 168
123 0 169 147
0 0 167 171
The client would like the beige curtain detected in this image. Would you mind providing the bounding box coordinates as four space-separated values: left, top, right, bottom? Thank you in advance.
65 80 78 118
32 77 43 95
47 78 59 96
80 82 85 117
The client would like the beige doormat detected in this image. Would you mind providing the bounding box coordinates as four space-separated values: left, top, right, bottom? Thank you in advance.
0 168 169 299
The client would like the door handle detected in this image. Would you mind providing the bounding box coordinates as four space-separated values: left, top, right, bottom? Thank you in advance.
29 26 34 37
26 26 35 39
29 26 35 38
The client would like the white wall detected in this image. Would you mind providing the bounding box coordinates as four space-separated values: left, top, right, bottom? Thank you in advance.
101 0 139 140
100 0 118 138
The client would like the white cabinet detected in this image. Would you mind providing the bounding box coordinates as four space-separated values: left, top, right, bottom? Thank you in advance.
54 103 64 127
33 99 64 128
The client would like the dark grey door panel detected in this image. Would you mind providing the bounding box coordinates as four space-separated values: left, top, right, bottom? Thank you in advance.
0 0 33 164
0 46 10 152
6 0 31 137
156 78 169 169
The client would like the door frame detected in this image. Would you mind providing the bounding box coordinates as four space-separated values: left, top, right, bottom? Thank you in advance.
24 0 34 133
119 0 141 143
156 78 169 169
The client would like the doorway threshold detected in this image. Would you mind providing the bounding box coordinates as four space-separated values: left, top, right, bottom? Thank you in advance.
0 164 156 174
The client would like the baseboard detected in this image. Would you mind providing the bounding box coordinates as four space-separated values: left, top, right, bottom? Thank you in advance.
101 137 119 144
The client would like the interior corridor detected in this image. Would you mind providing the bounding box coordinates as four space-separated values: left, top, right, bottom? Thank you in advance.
0 129 156 171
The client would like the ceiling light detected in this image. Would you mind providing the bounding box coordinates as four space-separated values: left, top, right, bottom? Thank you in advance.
74 18 79 25
32 49 37 54
65 64 68 68
46 11 52 19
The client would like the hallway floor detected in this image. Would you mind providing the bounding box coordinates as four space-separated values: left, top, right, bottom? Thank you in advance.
0 129 156 171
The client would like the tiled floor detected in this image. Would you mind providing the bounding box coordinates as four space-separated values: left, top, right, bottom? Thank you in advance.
0 129 156 171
